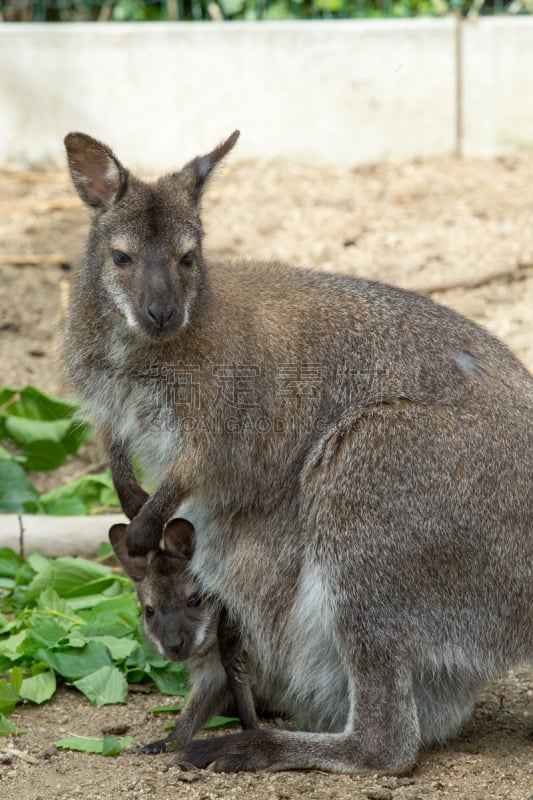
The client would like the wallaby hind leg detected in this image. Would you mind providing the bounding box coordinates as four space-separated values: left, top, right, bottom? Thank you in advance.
172 660 420 773
137 655 231 755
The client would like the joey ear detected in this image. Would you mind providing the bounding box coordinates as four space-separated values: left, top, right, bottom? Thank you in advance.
109 523 149 582
163 518 195 561
180 130 240 204
64 132 127 210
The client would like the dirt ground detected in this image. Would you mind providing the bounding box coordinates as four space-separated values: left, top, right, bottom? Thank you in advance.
0 155 532 799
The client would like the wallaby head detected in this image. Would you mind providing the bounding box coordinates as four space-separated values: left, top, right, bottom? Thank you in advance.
109 518 218 661
64 130 239 341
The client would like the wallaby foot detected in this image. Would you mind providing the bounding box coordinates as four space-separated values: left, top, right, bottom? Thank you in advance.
136 737 171 756
170 729 419 774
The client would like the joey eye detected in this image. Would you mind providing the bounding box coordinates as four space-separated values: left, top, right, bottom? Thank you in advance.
186 593 202 608
144 605 155 619
111 249 132 267
179 250 196 268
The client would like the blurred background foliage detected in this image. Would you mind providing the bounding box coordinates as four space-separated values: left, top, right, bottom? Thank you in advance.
1 0 532 22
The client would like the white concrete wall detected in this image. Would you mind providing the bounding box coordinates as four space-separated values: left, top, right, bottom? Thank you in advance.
0 18 533 170
461 17 533 157
0 20 456 170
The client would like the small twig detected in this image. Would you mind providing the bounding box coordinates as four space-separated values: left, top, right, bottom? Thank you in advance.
0 198 80 213
416 261 533 295
18 515 25 560
0 254 69 266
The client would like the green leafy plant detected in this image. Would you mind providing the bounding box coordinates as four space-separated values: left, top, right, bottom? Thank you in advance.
0 386 120 515
0 547 189 727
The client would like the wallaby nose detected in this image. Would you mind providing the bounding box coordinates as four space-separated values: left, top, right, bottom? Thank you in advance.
166 635 185 659
146 301 177 329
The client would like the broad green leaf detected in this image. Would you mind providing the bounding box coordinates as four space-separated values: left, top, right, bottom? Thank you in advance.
0 676 20 714
39 472 120 516
79 594 140 637
73 665 128 706
3 416 72 447
147 664 189 696
18 439 69 472
203 715 240 729
102 733 134 756
27 551 49 574
0 386 76 422
36 587 82 620
36 641 112 680
26 557 114 601
151 704 184 713
88 636 138 661
0 713 19 736
0 548 24 579
19 671 56 704
55 735 106 753
0 460 40 512
10 666 23 693
55 733 134 754
0 630 28 657
28 618 72 649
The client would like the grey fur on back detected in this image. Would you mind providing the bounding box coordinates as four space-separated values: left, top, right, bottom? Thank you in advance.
64 130 533 774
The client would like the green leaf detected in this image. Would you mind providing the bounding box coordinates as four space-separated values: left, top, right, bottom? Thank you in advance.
39 472 120 515
18 439 69 472
203 715 240 729
147 663 189 696
150 704 183 713
19 671 56 704
27 557 114 601
0 630 28 659
101 733 134 756
55 733 135 754
10 666 23 693
27 551 49 574
87 636 138 661
0 460 40 512
0 548 24 580
79 594 140 638
0 713 19 736
72 665 128 706
28 618 70 649
0 675 20 714
36 641 112 680
36 587 82 621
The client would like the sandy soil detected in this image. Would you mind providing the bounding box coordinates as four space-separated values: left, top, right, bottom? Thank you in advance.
0 155 532 799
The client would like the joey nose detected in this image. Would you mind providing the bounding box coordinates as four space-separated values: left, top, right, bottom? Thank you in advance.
167 635 185 658
146 301 177 329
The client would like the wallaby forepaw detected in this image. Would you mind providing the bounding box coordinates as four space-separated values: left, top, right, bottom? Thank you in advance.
136 738 168 756
126 511 163 556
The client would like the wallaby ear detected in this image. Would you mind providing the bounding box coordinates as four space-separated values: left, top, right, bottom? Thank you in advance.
108 523 149 582
163 518 195 561
180 130 240 204
64 132 128 210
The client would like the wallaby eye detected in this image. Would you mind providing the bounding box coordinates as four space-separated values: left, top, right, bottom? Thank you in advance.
179 250 196 268
144 605 155 618
111 249 132 267
186 593 202 608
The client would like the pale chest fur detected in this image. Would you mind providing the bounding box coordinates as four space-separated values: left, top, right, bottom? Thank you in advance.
184 502 350 732
79 358 181 483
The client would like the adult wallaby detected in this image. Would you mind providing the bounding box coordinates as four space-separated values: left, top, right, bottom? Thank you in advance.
109 518 258 753
64 130 533 774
